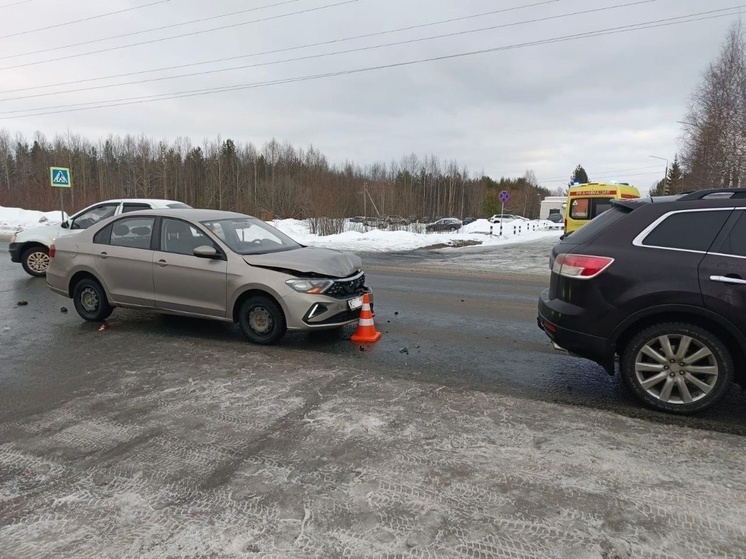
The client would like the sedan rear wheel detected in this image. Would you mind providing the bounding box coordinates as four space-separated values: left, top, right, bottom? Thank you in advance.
238 295 287 345
21 246 49 277
73 278 114 322
621 322 733 414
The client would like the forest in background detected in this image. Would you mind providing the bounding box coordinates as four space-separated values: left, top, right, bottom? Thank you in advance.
0 130 549 221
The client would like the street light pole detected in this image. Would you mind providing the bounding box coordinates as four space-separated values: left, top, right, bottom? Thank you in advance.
649 155 669 195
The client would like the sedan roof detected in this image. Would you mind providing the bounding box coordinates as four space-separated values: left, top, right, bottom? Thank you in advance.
118 208 250 221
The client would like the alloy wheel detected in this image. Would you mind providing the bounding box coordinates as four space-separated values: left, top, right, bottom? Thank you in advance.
634 334 719 405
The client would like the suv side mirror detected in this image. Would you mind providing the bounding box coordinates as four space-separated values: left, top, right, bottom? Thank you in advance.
60 221 69 229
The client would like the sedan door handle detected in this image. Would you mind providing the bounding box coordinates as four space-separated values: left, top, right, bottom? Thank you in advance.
99 252 108 259
710 275 746 286
157 259 168 267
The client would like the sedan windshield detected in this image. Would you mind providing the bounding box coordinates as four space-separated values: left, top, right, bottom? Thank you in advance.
201 218 302 255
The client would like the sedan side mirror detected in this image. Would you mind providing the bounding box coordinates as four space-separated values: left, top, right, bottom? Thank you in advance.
60 221 69 229
193 245 218 258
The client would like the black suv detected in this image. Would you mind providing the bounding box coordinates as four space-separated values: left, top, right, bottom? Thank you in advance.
538 189 746 414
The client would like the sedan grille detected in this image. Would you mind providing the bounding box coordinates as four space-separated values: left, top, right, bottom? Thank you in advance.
326 271 366 299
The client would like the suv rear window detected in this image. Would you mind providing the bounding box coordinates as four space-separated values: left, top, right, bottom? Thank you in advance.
167 202 191 209
642 210 731 252
562 205 628 244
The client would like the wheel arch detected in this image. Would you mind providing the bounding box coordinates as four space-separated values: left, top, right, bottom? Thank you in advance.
232 288 286 323
612 306 746 385
68 269 105 299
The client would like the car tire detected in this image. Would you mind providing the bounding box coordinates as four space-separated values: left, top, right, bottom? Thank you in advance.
21 246 50 277
620 322 734 414
238 295 287 345
72 278 114 322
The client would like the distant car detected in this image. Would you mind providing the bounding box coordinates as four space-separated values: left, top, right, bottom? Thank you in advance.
488 214 521 223
426 218 462 232
363 217 386 228
384 215 408 226
546 213 563 223
9 198 191 277
348 216 365 223
462 217 477 225
46 209 373 345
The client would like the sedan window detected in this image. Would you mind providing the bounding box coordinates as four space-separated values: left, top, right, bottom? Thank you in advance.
70 203 118 230
161 218 213 256
109 217 155 249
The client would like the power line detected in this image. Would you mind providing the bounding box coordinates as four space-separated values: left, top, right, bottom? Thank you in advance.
0 0 658 103
0 0 559 95
0 0 32 9
540 165 663 182
0 0 172 40
1 8 741 120
0 0 348 65
541 171 668 184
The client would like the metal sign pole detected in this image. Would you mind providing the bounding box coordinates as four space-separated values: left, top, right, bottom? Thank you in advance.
500 201 504 236
60 189 64 222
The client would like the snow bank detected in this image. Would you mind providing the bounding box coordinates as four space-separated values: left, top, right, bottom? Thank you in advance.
0 205 67 239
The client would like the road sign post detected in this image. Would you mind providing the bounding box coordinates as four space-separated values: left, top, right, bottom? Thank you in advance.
50 167 71 222
498 190 510 236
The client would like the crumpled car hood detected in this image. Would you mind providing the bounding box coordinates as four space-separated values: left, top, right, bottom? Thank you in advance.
243 247 362 278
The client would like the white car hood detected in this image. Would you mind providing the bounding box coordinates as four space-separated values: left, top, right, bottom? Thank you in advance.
243 247 362 278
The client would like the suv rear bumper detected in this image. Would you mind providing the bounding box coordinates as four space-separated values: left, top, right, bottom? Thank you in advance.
538 289 615 374
9 242 22 263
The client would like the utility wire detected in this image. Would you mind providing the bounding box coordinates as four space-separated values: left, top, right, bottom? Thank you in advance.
0 0 560 94
0 0 31 9
540 165 663 182
0 0 349 64
1 8 741 120
0 0 172 40
0 0 657 102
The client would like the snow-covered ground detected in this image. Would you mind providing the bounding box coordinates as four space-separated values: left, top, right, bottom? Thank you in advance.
0 206 67 238
0 205 561 250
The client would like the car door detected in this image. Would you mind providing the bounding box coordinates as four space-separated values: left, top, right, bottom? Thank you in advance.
152 217 228 317
699 208 746 335
93 216 156 307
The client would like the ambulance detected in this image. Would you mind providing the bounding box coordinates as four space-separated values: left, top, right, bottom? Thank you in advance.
563 182 640 237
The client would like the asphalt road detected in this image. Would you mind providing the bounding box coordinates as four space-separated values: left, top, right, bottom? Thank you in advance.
1 239 745 558
1 240 744 432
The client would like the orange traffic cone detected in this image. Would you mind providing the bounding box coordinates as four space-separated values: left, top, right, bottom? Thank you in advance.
351 293 382 343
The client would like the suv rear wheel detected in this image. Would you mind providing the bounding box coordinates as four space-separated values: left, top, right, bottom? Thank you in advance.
620 322 734 414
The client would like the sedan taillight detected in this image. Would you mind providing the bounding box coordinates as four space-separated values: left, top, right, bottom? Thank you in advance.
49 244 56 258
552 253 613 279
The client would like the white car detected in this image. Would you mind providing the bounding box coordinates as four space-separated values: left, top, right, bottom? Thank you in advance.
9 198 190 276
488 214 527 223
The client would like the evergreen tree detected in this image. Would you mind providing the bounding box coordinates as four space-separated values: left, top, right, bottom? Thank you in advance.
569 165 589 185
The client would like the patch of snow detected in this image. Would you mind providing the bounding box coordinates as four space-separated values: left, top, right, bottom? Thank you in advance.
0 205 67 239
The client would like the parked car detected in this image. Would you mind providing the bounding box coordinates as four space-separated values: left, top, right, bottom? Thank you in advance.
348 216 365 223
488 214 523 223
9 198 191 277
426 218 462 232
363 217 386 228
462 217 477 225
384 215 408 226
46 209 373 345
538 188 746 414
545 213 563 223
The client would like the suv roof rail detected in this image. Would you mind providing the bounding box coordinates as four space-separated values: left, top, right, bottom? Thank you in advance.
678 188 746 200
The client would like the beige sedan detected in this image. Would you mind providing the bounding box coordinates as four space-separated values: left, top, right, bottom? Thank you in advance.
46 209 372 344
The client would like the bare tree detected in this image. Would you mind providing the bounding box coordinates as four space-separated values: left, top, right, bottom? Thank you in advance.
681 21 746 188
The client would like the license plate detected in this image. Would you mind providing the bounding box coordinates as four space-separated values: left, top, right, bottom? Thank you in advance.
348 296 363 310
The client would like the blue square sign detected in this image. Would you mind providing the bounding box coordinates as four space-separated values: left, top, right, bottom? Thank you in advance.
50 167 71 188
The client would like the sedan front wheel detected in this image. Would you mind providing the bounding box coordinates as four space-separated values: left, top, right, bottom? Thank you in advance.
238 295 287 345
620 322 734 414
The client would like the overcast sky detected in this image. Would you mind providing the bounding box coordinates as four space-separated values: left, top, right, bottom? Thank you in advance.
0 0 741 192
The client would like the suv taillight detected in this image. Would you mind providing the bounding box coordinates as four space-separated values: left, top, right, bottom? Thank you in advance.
552 253 613 279
49 244 56 258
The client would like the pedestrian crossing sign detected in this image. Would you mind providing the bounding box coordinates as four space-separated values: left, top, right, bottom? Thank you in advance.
50 167 71 188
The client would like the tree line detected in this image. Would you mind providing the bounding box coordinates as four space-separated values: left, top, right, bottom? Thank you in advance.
0 130 549 221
